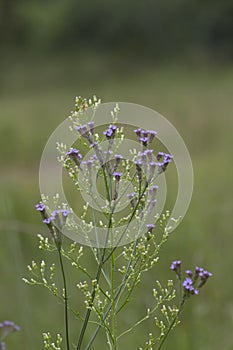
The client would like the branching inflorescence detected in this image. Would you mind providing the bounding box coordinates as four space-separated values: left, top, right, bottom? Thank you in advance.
24 96 212 350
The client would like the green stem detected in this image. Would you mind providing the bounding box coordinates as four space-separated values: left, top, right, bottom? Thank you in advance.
111 251 117 350
85 243 141 350
76 165 114 350
57 248 70 350
103 182 148 264
76 253 105 350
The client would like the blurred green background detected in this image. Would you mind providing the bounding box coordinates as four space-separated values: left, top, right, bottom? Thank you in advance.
0 0 233 349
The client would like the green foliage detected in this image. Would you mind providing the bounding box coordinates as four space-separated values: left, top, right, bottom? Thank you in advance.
1 0 233 57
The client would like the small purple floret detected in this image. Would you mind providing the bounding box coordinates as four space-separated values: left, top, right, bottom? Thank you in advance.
127 192 136 200
35 203 45 212
66 148 82 159
61 209 70 218
170 260 181 271
186 270 193 277
183 277 199 295
104 125 117 139
146 224 156 230
43 218 51 224
113 172 122 181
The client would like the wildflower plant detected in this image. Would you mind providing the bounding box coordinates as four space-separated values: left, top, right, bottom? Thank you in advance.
24 96 212 349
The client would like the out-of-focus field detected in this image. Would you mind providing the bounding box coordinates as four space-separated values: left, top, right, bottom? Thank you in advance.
0 53 232 349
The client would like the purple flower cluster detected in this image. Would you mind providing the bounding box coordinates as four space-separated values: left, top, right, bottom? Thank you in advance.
36 203 70 222
36 203 71 249
36 202 70 231
76 122 95 144
66 148 83 166
195 266 213 288
182 277 199 295
156 152 173 173
35 202 45 212
43 209 70 225
170 260 182 279
134 128 157 147
103 124 117 139
134 149 173 185
170 260 213 297
0 321 20 343
113 172 122 181
170 260 181 272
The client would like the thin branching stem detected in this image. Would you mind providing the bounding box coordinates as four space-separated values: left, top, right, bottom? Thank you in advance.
76 163 115 350
157 300 185 350
57 247 70 350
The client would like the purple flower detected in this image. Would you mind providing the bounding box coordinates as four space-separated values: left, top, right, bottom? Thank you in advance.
197 268 213 287
182 277 193 288
104 129 113 138
134 128 142 137
113 172 122 181
76 124 94 144
66 148 83 166
66 147 81 157
135 128 157 147
157 152 164 161
139 137 149 147
35 203 45 212
90 142 98 148
182 278 199 295
115 154 123 163
170 260 182 279
146 223 156 231
76 125 89 140
145 223 156 240
185 270 193 277
156 152 173 173
170 260 181 271
43 209 70 226
104 125 117 139
43 218 51 224
60 209 70 218
164 153 173 163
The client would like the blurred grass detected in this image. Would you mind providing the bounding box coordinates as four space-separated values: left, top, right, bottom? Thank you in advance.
0 52 232 349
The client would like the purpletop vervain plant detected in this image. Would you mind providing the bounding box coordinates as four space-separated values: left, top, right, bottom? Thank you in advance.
24 96 212 350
